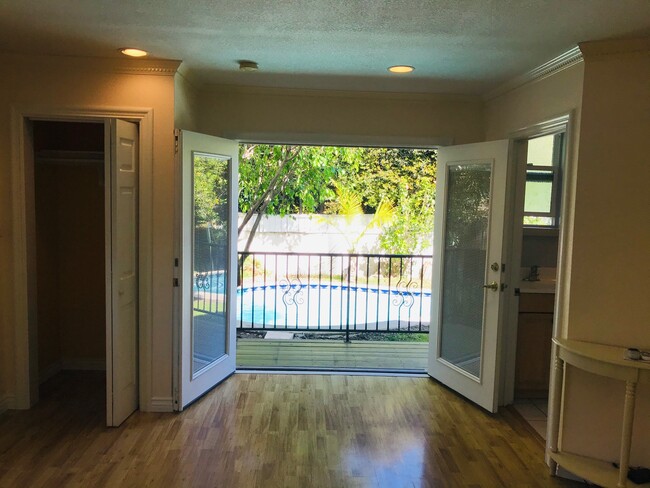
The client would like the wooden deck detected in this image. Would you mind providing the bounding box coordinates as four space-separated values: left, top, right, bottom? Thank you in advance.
236 339 429 371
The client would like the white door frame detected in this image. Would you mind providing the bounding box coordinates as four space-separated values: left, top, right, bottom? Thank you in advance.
499 113 575 407
10 106 154 410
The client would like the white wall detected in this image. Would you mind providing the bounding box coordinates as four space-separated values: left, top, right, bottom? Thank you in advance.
174 67 202 132
484 62 584 141
0 54 178 411
194 85 485 147
560 39 650 466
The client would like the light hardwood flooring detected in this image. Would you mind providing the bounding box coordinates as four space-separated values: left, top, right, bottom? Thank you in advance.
0 371 583 488
237 339 429 371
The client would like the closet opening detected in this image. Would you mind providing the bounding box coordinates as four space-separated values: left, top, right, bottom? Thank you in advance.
33 120 107 415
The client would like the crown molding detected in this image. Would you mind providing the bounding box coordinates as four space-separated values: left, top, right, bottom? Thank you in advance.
0 52 182 76
112 59 182 76
483 46 583 101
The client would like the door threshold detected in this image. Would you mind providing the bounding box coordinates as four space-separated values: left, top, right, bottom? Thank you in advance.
236 367 428 378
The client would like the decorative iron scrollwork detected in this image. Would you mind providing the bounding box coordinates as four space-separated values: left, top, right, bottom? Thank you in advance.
395 278 418 320
195 272 211 292
195 272 226 292
280 277 304 308
392 276 405 307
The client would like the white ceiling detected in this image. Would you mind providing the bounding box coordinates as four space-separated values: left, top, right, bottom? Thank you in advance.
1 0 649 94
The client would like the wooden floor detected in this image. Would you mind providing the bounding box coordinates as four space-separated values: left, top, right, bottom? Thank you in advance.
0 371 583 488
237 339 429 371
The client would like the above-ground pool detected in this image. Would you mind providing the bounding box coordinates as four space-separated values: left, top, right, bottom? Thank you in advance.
239 283 431 330
194 274 431 331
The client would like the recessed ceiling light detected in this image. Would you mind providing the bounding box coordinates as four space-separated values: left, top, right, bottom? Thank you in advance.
388 65 415 74
238 60 259 72
120 48 148 58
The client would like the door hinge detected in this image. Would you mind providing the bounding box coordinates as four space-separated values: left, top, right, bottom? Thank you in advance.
174 257 179 267
173 278 179 287
174 132 179 154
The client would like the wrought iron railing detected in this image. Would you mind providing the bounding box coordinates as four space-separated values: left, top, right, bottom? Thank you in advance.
228 251 433 340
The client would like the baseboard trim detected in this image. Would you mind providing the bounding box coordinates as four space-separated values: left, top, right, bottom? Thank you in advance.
0 394 16 413
39 358 106 384
149 397 174 412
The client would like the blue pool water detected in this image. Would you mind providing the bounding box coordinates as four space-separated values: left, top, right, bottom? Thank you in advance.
195 275 431 330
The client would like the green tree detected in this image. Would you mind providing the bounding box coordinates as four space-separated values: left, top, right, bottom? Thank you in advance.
323 182 395 253
237 144 359 275
336 148 437 254
238 144 359 217
237 144 437 256
193 155 229 273
194 155 228 231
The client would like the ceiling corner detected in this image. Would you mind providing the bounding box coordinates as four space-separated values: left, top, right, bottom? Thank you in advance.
482 46 584 102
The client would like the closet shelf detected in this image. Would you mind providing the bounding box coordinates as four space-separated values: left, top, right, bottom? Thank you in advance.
36 150 104 166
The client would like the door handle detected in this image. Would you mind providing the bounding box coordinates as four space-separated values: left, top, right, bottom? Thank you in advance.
483 281 499 291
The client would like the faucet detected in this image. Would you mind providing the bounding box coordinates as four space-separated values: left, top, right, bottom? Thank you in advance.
526 265 540 282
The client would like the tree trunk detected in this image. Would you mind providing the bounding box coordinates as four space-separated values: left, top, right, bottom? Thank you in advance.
238 147 300 234
237 149 299 285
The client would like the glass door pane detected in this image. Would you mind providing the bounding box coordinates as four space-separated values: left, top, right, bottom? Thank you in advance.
192 152 230 376
439 164 491 379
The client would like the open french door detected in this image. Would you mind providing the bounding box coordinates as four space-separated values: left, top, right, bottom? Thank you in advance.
428 140 510 413
107 119 139 426
175 130 238 410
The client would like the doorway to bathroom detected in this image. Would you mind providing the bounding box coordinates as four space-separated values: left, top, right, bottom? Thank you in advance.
508 122 568 438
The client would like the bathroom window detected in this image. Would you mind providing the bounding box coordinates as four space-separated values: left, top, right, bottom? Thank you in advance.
523 132 564 227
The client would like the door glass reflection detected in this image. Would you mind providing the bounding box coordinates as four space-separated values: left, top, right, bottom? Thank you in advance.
192 152 230 376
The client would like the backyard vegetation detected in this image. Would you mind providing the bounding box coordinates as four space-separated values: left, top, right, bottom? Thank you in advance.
237 144 437 255
194 145 437 345
194 144 437 255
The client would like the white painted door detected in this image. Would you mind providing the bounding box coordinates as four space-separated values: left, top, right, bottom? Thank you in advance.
428 140 510 413
107 119 139 426
176 130 238 410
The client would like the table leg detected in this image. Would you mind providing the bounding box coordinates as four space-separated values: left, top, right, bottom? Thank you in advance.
548 353 564 475
618 381 637 488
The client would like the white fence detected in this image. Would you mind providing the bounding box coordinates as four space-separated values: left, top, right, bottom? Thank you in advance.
238 213 384 254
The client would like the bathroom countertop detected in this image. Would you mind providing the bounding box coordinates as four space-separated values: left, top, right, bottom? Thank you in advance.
518 280 556 294
518 267 556 294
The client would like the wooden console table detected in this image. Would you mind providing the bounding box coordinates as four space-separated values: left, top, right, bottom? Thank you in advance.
548 338 650 488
